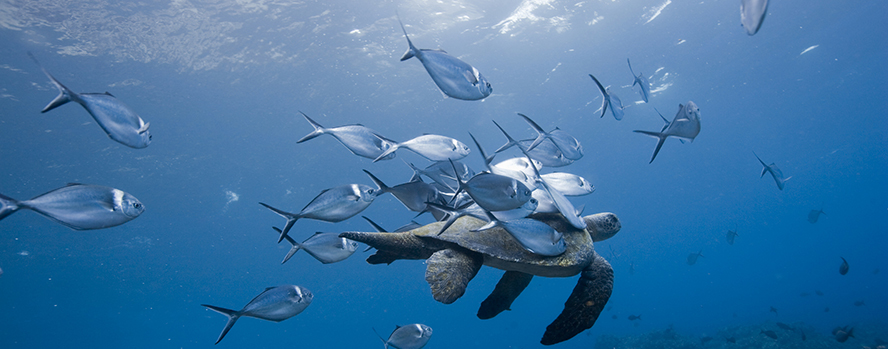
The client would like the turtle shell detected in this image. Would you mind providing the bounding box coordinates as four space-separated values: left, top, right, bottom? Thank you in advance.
410 212 618 277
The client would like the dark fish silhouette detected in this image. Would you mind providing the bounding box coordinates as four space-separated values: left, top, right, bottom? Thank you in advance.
824 307 830 312
761 329 778 339
815 290 824 296
839 257 849 275
770 306 778 316
808 209 826 223
700 336 713 345
725 336 736 343
726 229 739 245
687 250 704 265
833 326 854 343
776 322 793 330
800 329 806 341
854 300 865 306
754 152 791 190
627 314 641 321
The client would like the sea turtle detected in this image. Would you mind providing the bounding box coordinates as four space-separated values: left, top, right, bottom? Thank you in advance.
340 211 620 345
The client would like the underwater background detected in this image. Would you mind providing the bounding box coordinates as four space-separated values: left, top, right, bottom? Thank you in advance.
0 0 885 348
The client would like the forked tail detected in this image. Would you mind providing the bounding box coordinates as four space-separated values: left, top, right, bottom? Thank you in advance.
0 193 21 221
201 304 241 345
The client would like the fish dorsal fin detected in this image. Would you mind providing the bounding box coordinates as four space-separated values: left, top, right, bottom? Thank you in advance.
422 48 448 54
104 91 114 97
65 182 83 187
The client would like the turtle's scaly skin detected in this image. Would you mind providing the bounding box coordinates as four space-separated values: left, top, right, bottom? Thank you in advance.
340 212 620 345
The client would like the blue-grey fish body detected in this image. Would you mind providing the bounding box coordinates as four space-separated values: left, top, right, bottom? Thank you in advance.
540 172 594 196
726 230 739 245
399 18 491 101
201 285 313 344
808 209 826 224
475 214 566 257
517 113 584 161
0 183 144 230
491 198 538 221
518 139 574 168
364 170 442 212
377 323 433 349
461 172 532 212
753 152 791 190
627 59 651 103
297 112 395 160
31 54 151 149
839 257 849 275
260 184 378 242
634 102 702 163
279 231 358 264
588 74 624 120
531 188 558 214
407 160 474 191
687 250 704 265
374 134 470 162
740 0 769 35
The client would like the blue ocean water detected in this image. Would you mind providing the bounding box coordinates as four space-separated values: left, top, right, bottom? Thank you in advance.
0 0 885 348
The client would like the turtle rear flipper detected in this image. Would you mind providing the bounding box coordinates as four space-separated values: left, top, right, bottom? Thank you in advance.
477 271 533 319
540 253 613 345
425 248 483 304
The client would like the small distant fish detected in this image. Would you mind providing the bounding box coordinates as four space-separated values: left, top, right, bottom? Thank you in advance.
770 306 779 316
700 336 713 345
398 16 491 101
374 134 470 162
839 257 849 275
634 102 701 163
726 229 739 245
627 314 641 321
627 59 651 103
296 111 396 161
833 326 854 343
754 152 792 190
761 329 778 339
824 307 830 312
854 300 865 307
799 45 819 56
260 184 379 243
374 323 433 349
800 329 806 341
687 250 704 265
740 0 769 36
588 74 625 120
815 290 824 296
611 314 618 320
776 322 793 330
0 183 145 230
808 209 826 224
725 336 736 343
202 285 313 344
29 53 151 148
274 228 358 264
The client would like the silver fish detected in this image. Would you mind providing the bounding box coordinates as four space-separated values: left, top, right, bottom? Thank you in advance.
202 285 312 344
531 188 558 214
451 162 533 212
406 160 474 192
511 143 586 230
398 17 491 101
274 229 358 264
754 152 792 190
491 198 538 221
588 74 625 120
627 59 651 103
634 102 702 163
808 209 826 224
260 184 378 243
517 113 583 160
375 323 433 349
740 0 769 36
363 170 442 212
426 201 491 236
540 173 594 196
726 229 739 245
492 120 574 167
0 183 144 230
374 134 470 162
30 53 151 149
839 257 849 275
475 211 566 257
687 250 704 265
296 111 395 160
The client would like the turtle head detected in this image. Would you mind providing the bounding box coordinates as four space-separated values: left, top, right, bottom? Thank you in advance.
584 212 620 242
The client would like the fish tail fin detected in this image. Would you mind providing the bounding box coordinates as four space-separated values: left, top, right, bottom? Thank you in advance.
372 327 390 348
425 201 459 235
28 52 77 113
373 143 399 162
848 328 854 338
361 216 388 233
491 120 519 153
588 74 608 118
272 227 302 264
468 132 494 170
627 58 637 80
0 192 21 221
259 202 299 243
201 304 241 344
517 113 548 151
296 111 326 143
396 14 417 61
633 130 667 163
446 160 468 206
362 170 391 194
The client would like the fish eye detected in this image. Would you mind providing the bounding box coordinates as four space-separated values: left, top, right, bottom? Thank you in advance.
133 202 142 209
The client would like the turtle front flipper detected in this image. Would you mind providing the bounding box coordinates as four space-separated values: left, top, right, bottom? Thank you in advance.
540 252 613 345
477 271 533 319
425 248 483 304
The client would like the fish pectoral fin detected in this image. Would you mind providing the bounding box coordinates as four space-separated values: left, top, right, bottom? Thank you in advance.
463 69 479 85
138 122 150 134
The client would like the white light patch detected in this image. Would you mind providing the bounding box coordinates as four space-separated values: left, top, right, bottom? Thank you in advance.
112 189 125 212
643 0 672 24
799 45 819 56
